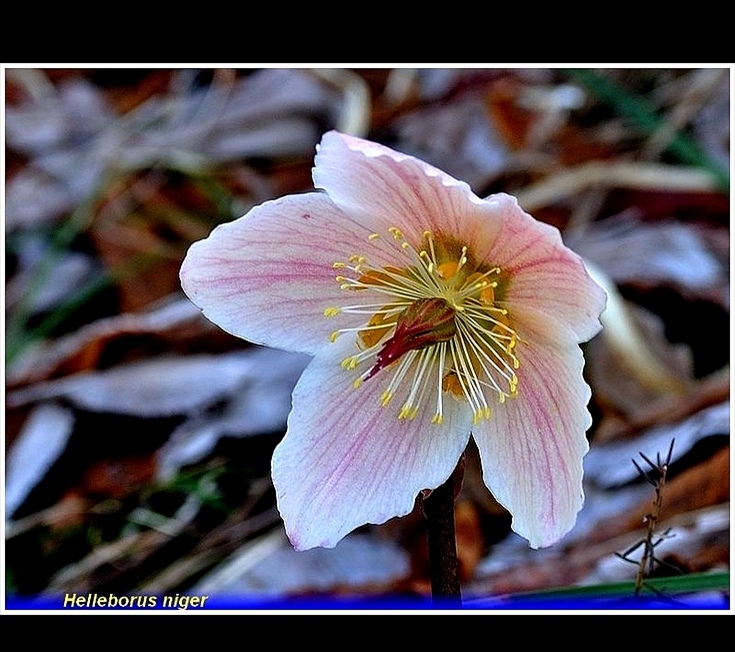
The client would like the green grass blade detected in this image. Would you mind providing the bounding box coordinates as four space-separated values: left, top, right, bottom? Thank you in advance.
565 68 730 192
469 571 730 608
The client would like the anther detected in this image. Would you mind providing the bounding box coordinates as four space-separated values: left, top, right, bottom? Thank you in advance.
341 357 359 370
398 404 418 420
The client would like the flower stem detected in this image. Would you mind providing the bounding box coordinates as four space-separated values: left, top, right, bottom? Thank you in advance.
421 454 465 606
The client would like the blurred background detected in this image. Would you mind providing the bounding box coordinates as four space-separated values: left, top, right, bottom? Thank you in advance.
3 66 731 610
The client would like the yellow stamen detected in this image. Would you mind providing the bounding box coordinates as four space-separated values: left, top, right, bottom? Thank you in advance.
341 357 359 370
326 227 521 423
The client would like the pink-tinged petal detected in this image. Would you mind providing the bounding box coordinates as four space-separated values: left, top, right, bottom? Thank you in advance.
472 335 592 549
315 136 603 346
272 341 473 550
313 130 502 246
477 194 607 344
180 131 607 552
180 192 381 355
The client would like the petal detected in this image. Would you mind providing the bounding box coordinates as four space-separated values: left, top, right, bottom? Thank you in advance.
272 341 473 550
180 192 381 355
313 130 500 246
472 336 592 548
477 194 607 344
313 135 605 346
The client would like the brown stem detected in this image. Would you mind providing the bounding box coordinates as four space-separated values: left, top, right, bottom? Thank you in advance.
421 454 465 606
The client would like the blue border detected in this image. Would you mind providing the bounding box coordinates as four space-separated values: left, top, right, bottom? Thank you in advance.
5 592 731 612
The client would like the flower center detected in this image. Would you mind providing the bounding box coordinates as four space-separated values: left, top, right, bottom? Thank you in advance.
324 228 520 425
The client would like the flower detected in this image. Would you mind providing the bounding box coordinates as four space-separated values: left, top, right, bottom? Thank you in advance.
180 131 606 551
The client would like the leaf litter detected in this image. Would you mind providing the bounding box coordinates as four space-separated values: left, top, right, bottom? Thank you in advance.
3 66 730 609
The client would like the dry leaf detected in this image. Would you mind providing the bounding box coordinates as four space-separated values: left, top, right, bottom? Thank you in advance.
6 296 223 387
567 214 727 303
8 349 306 418
156 348 310 478
584 401 729 489
6 404 75 518
5 69 340 232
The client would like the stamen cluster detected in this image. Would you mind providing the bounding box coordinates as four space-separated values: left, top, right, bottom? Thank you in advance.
324 228 521 425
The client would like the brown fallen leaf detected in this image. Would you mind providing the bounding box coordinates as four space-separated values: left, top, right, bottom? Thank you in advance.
455 499 486 582
76 454 157 501
5 296 231 388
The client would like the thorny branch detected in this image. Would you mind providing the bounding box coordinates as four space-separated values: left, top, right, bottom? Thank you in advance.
616 439 681 597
